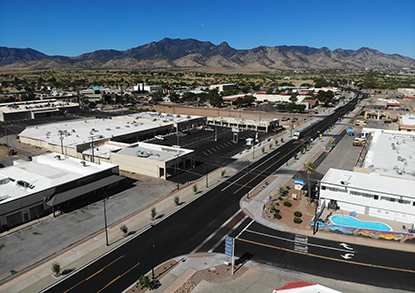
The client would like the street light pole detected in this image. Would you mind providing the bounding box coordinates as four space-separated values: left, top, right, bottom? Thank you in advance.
205 165 208 188
151 240 155 279
103 193 109 246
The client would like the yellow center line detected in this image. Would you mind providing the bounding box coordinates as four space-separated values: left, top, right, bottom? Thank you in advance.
236 237 415 274
96 261 141 293
64 255 124 293
234 140 308 194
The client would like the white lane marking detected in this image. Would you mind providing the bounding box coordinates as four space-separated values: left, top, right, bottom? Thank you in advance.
208 215 248 253
236 219 254 239
221 151 280 192
243 229 355 253
341 253 355 259
191 209 242 254
340 243 353 250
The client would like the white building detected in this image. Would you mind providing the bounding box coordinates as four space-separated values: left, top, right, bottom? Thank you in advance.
133 83 163 92
320 168 415 223
0 153 121 231
209 84 238 92
319 129 415 224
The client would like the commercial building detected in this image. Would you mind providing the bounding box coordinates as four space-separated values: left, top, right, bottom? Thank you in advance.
209 84 238 93
18 117 167 158
319 129 415 223
111 112 206 132
88 141 195 180
207 117 279 132
0 153 122 231
320 168 415 223
133 83 163 92
0 100 79 122
399 114 415 132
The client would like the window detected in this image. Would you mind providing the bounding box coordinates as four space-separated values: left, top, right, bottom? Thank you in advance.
321 186 326 190
374 195 379 200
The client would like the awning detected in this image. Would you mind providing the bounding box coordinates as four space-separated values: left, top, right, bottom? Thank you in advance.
46 175 124 207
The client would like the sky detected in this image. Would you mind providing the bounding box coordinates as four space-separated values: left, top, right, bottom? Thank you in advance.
1 0 414 59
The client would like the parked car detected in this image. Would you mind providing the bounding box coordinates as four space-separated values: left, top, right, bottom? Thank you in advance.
353 141 363 146
281 117 290 121
292 118 298 122
155 135 165 140
204 126 214 132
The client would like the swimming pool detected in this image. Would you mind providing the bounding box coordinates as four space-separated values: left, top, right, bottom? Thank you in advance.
331 215 392 231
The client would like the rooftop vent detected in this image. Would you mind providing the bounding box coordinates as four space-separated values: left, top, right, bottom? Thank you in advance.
80 161 87 166
54 155 61 160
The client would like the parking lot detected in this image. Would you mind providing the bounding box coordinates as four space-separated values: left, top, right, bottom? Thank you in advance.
147 126 275 183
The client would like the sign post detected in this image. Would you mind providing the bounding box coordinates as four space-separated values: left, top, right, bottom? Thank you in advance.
225 236 235 275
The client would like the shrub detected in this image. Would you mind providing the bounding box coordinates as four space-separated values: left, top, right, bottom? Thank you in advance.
193 184 198 194
51 262 61 276
294 211 302 217
284 201 292 207
174 195 180 206
294 217 303 224
278 196 283 201
274 213 282 220
384 120 392 124
392 118 398 123
120 224 128 236
151 207 157 220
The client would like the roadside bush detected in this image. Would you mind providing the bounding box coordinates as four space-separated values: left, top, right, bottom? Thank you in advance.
284 201 292 207
294 211 302 217
278 196 283 201
392 118 398 123
274 213 282 220
294 217 303 224
384 120 392 124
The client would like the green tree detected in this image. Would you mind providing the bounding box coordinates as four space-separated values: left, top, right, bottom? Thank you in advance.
316 90 334 106
168 92 180 103
289 93 298 103
304 161 316 199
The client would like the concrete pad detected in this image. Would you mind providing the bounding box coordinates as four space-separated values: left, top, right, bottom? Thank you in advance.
163 268 196 293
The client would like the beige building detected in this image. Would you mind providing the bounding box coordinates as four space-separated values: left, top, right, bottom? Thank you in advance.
83 141 195 180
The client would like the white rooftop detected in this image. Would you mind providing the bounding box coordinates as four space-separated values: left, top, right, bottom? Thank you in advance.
401 114 415 126
0 153 117 204
115 142 193 161
362 128 415 179
322 168 415 199
112 112 202 125
0 100 78 114
19 117 161 148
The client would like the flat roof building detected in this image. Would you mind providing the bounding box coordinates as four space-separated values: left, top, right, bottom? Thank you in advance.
18 117 169 158
207 117 279 132
320 129 415 224
0 99 79 122
0 153 122 231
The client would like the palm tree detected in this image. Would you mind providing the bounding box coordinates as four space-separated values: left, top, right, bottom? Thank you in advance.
304 161 316 199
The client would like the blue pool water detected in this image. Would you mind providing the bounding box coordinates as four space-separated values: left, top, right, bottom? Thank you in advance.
331 215 392 231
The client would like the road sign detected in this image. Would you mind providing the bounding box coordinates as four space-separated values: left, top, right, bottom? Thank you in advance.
225 236 234 256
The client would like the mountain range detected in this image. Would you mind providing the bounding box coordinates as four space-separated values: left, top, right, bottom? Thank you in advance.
1 38 414 71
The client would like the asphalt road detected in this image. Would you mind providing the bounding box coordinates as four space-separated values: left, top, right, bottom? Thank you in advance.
43 93 415 292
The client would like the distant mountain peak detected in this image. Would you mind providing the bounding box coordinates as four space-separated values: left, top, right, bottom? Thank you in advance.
1 39 414 70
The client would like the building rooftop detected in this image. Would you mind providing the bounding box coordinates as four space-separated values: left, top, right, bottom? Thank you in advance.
112 112 202 125
115 142 193 161
0 153 117 204
19 117 161 148
0 99 78 114
362 128 415 180
322 168 414 199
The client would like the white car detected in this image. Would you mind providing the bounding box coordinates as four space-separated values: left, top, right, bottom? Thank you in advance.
155 135 165 140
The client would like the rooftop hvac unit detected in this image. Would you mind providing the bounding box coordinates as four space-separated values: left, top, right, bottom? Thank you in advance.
80 161 87 166
54 155 61 160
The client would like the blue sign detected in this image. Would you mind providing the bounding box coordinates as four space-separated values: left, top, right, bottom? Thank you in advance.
225 236 234 256
294 179 304 185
